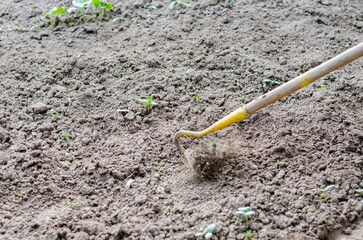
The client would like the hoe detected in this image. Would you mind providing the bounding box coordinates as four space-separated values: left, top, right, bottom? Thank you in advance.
174 42 363 170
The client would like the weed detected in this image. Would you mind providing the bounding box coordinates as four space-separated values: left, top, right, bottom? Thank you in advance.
51 6 75 24
262 79 281 90
43 11 54 28
194 92 203 100
169 1 190 10
163 206 174 216
266 159 276 163
92 0 113 22
147 6 158 10
312 185 335 202
196 224 216 239
320 85 326 89
236 207 255 224
112 17 125 23
62 134 70 142
73 0 92 22
138 96 157 114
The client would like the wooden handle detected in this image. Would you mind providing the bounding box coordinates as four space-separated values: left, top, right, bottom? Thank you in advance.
246 42 363 114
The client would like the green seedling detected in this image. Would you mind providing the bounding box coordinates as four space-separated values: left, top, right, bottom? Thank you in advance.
154 161 158 166
196 224 216 239
245 90 254 94
236 207 255 223
62 134 70 142
112 17 125 23
50 109 57 114
266 159 276 163
51 6 75 24
163 206 174 216
194 92 203 100
73 0 92 22
92 0 113 22
138 96 157 113
67 202 74 206
241 96 246 103
169 1 190 10
43 11 54 28
355 189 363 196
147 6 158 10
320 85 326 89
263 21 267 25
262 79 281 90
246 230 253 238
18 193 23 197
312 185 335 202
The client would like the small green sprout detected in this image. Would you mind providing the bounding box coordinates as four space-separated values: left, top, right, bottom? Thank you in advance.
262 79 281 90
194 92 203 100
18 193 23 197
62 134 70 142
147 6 158 10
236 207 255 223
169 1 190 10
50 109 57 114
72 159 75 164
30 25 41 31
43 11 54 28
355 189 363 196
73 0 92 22
312 185 335 202
154 161 158 166
266 159 276 163
320 85 326 89
92 0 113 22
67 202 74 206
112 17 125 23
81 179 85 182
245 90 254 94
246 230 253 238
263 21 267 25
196 224 216 239
163 206 174 216
311 60 315 64
138 96 157 113
241 96 246 103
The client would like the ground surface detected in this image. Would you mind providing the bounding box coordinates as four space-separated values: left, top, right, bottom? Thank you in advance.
0 0 362 239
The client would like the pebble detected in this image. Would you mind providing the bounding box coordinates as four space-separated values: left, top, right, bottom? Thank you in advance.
124 112 135 121
0 151 9 165
30 102 48 114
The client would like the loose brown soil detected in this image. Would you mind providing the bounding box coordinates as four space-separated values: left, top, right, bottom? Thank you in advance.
0 0 362 239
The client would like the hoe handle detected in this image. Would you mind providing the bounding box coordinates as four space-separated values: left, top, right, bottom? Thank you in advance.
174 42 363 155
246 42 363 114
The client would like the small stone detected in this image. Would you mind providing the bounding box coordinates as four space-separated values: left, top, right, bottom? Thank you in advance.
135 195 148 204
124 112 135 121
0 151 9 165
81 185 94 195
30 102 48 114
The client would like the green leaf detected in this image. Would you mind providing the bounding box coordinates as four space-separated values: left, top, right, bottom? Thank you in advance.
73 0 92 9
354 189 363 193
205 224 216 233
237 207 252 212
323 185 335 191
30 25 40 31
51 7 65 15
62 135 70 142
147 6 158 10
102 2 113 10
205 232 213 239
246 230 253 238
92 0 101 7
169 1 176 9
244 211 255 216
245 90 254 94
43 11 51 18
320 85 326 89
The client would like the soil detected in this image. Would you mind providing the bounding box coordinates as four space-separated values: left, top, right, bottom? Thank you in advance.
0 0 362 239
